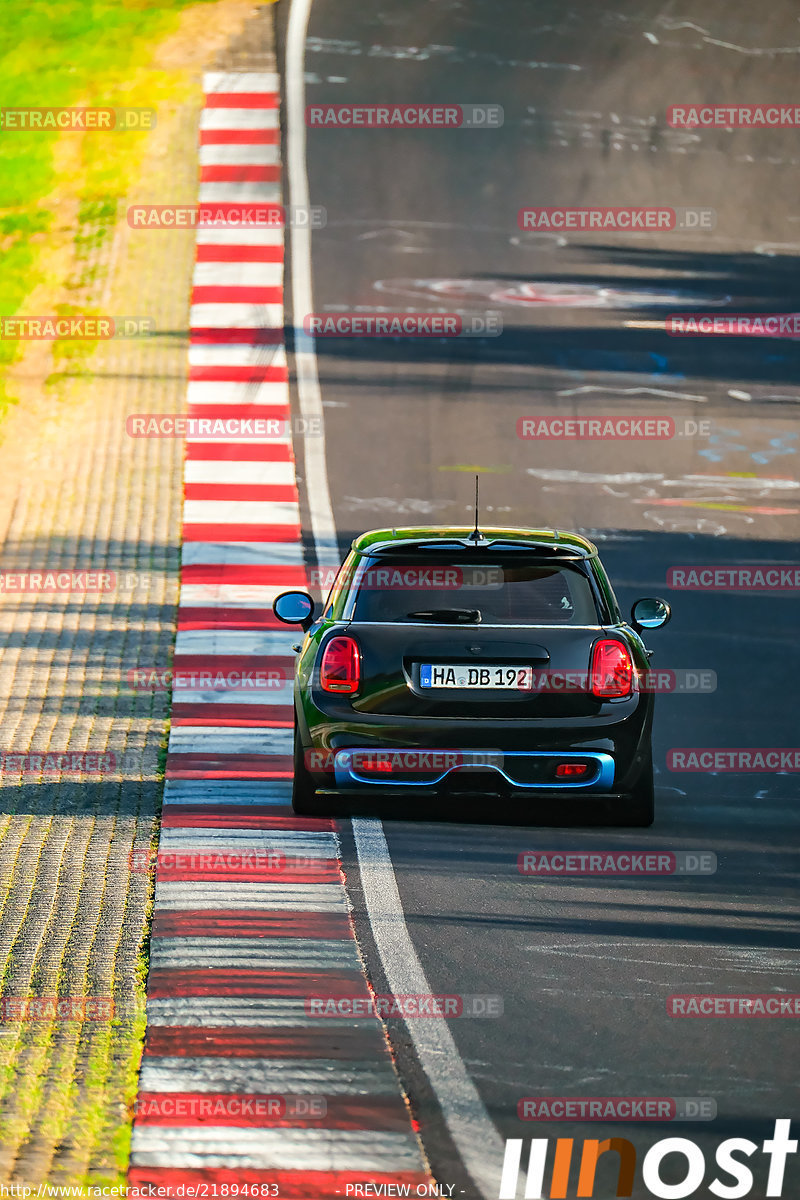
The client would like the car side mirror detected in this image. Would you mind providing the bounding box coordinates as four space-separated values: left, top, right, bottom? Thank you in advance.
631 597 671 632
273 590 315 631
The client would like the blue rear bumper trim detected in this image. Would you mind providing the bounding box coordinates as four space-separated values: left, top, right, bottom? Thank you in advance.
333 750 615 791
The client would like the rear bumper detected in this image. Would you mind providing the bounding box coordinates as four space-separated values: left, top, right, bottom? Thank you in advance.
331 748 615 792
297 696 652 794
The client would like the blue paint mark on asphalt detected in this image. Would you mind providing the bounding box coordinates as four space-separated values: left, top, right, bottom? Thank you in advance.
698 428 797 465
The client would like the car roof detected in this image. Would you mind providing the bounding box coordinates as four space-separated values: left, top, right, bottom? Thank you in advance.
351 525 598 558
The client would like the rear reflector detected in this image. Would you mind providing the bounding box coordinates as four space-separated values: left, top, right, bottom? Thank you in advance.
320 636 361 693
555 762 589 778
590 638 634 698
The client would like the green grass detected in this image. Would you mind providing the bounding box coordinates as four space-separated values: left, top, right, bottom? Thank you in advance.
0 0 212 416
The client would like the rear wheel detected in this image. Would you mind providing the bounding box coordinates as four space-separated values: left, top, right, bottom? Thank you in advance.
292 729 333 817
612 750 655 827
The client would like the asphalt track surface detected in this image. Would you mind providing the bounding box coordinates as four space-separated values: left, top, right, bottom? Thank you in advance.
278 3 800 1196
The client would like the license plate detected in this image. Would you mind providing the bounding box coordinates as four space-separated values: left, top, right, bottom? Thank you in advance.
419 663 534 690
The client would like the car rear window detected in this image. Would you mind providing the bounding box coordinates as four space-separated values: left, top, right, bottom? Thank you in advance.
349 556 599 625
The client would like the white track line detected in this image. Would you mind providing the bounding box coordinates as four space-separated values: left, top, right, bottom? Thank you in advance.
285 2 506 1197
352 823 507 1198
286 0 339 572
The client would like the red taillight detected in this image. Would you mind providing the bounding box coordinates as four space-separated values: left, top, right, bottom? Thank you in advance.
590 639 634 698
320 636 361 694
555 762 589 778
353 754 394 774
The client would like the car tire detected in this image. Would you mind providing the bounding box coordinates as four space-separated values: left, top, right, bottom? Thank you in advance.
613 750 655 827
292 730 333 817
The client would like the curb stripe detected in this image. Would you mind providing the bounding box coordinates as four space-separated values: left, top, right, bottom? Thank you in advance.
200 165 281 182
159 812 326 831
199 129 280 144
188 366 288 382
171 651 295 666
152 887 348 912
151 911 350 937
135 1093 412 1131
191 285 284 304
189 326 285 344
196 244 284 262
204 93 280 108
130 1129 423 1172
129 66 429 1197
138 1059 401 1091
184 442 293 459
173 608 289 628
183 483 297 502
144 1027 387 1059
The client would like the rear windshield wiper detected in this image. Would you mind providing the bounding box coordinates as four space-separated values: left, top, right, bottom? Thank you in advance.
406 608 482 624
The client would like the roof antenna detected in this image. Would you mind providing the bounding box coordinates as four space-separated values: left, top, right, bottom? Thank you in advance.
468 473 483 544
